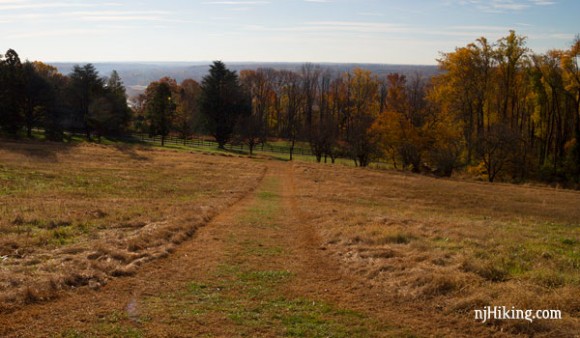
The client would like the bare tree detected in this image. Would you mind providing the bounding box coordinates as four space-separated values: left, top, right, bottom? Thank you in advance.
281 70 303 160
477 123 519 182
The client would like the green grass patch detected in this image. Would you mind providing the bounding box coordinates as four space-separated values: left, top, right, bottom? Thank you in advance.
273 298 373 337
258 190 278 201
453 219 580 285
238 270 292 284
59 310 145 338
241 240 285 257
241 177 282 227
144 268 389 337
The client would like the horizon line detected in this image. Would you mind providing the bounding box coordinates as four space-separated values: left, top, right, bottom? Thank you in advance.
44 60 438 67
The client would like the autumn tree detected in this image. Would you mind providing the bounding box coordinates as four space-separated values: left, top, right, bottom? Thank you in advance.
239 69 271 154
34 61 66 141
561 36 580 181
280 70 304 160
173 79 201 142
372 73 431 172
344 68 380 167
20 61 53 138
130 93 147 134
144 78 177 146
267 69 286 138
530 51 567 171
389 73 422 171
200 61 251 149
425 81 464 176
477 123 519 182
492 31 531 179
434 37 495 165
432 32 537 181
235 104 262 155
495 31 529 126
301 63 321 129
320 73 342 163
309 70 334 163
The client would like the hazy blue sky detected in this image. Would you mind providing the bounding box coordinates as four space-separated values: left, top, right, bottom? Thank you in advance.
0 0 578 65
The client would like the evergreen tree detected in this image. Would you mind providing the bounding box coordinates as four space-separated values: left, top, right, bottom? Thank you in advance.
107 70 132 134
69 64 104 140
89 70 132 140
200 61 251 149
0 49 24 136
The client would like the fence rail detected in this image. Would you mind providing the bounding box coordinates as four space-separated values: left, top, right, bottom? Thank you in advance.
118 133 315 156
33 129 392 166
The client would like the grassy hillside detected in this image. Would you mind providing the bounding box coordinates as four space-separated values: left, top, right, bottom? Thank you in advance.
0 140 265 310
293 163 580 335
0 139 578 336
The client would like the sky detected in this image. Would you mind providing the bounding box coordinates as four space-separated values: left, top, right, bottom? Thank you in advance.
0 0 578 65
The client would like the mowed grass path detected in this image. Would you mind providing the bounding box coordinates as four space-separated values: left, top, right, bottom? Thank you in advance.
0 157 404 337
70 174 394 337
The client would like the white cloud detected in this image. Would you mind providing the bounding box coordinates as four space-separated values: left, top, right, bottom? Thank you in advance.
0 1 94 10
448 25 511 31
447 0 557 12
529 0 556 5
357 12 384 17
529 32 574 40
298 21 408 33
4 28 110 39
71 10 173 22
202 1 270 4
0 4 175 24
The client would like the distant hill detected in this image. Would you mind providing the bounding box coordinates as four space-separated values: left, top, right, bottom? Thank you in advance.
50 62 441 99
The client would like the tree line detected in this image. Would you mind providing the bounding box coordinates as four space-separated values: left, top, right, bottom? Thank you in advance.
433 31 580 183
1 31 579 185
0 50 131 142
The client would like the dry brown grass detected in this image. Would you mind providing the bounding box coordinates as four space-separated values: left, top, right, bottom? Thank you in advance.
2 139 579 336
0 140 265 311
293 163 580 337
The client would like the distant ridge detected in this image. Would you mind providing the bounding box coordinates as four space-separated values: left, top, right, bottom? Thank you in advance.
50 62 440 98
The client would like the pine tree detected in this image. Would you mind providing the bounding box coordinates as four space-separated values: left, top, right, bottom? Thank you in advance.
200 61 251 149
0 49 24 136
69 64 104 140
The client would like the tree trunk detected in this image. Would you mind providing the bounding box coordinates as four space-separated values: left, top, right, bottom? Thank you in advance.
289 139 295 161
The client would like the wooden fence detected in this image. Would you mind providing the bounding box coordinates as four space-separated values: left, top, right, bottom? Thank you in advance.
129 133 314 156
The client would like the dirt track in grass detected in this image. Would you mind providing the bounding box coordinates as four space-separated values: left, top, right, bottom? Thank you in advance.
0 158 524 338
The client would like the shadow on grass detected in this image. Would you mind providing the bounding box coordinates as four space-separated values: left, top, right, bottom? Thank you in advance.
0 136 75 162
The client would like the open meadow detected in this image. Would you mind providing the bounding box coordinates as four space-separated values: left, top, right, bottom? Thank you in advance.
0 140 265 311
0 140 579 337
292 162 580 336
